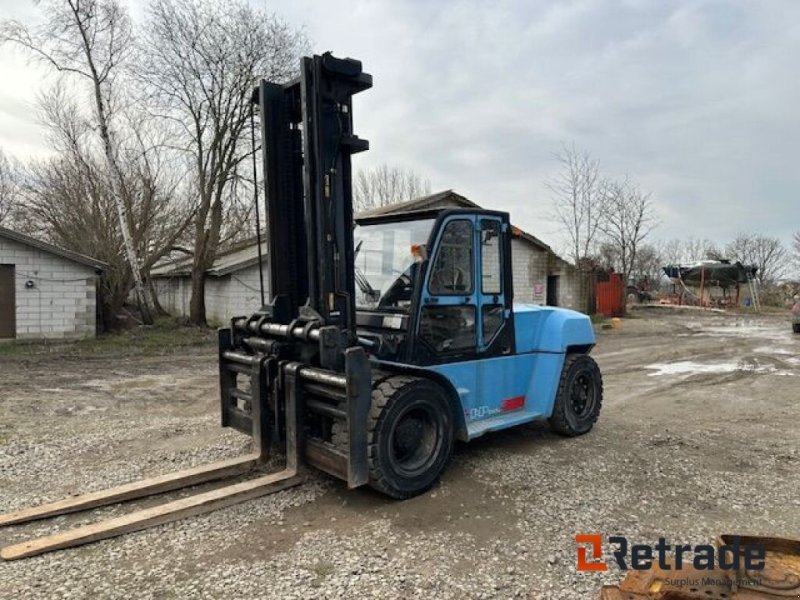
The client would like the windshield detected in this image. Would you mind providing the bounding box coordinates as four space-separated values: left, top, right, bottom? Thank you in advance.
353 218 435 310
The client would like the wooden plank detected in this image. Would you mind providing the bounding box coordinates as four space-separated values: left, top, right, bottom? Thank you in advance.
0 453 260 527
1 469 302 560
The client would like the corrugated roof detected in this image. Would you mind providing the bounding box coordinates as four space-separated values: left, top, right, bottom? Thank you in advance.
355 190 479 218
151 239 268 278
357 190 553 253
0 225 107 270
151 189 558 277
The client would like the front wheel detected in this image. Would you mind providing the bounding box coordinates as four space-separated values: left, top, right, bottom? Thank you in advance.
549 354 603 436
367 376 454 499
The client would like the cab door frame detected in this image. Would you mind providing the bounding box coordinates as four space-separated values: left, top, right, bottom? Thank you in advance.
475 214 515 358
414 214 479 364
405 209 515 365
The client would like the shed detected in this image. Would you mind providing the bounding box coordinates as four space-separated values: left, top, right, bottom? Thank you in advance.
150 239 269 325
0 226 105 340
151 190 592 321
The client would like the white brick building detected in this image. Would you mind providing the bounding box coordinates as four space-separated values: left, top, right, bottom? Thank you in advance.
150 191 591 322
150 241 269 325
0 226 105 340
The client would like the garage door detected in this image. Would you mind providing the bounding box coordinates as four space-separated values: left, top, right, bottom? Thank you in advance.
0 264 15 339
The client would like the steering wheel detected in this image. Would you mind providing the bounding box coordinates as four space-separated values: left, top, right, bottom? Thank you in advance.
435 266 466 292
378 266 417 308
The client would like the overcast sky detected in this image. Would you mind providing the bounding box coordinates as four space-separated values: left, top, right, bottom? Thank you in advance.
1 0 798 257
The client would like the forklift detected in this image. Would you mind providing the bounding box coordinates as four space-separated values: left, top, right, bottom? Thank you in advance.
0 53 602 559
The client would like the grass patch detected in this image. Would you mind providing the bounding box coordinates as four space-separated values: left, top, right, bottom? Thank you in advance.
0 317 215 359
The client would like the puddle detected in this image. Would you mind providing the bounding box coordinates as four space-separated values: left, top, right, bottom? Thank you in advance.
685 320 795 343
646 361 739 376
754 346 795 355
644 360 796 377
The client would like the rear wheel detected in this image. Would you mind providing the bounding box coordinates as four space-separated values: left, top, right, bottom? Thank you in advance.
367 376 454 499
549 354 603 436
793 323 800 334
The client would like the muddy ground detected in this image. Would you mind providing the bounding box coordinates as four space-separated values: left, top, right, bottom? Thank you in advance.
0 308 798 599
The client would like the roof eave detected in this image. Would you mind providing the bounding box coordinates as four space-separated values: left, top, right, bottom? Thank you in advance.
0 226 107 271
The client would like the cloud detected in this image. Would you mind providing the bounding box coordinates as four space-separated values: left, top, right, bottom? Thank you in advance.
1 0 798 256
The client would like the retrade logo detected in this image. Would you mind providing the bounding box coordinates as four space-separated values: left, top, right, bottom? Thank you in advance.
575 535 766 572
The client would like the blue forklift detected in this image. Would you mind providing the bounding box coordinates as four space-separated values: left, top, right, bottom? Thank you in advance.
0 53 602 559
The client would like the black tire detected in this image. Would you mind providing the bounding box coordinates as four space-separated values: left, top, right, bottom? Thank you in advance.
793 323 800 334
367 376 454 499
549 354 603 436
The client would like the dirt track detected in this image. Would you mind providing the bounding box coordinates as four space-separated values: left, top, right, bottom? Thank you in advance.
1 309 798 599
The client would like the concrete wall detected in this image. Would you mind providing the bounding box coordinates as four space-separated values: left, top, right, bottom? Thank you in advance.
552 259 592 314
510 238 549 304
153 262 269 324
508 242 592 313
0 236 97 340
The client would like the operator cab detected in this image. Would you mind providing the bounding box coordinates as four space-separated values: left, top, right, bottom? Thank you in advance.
354 208 515 366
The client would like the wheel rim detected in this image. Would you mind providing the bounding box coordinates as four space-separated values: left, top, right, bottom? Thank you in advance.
388 404 441 477
570 371 596 418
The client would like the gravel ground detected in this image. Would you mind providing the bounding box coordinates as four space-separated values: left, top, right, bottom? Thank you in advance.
0 309 798 599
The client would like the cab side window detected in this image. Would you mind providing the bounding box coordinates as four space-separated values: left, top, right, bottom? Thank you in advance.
418 305 476 352
480 219 504 343
428 220 473 295
420 219 476 355
480 219 502 295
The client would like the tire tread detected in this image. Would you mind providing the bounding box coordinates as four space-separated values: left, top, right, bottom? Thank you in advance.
366 376 448 499
549 354 603 437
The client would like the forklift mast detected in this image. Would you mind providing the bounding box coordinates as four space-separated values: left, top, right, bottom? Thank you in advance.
256 53 372 336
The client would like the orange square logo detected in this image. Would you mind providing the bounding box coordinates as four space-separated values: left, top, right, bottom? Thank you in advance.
576 534 608 571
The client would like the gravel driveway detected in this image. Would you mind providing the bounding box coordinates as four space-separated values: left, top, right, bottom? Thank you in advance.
1 309 798 599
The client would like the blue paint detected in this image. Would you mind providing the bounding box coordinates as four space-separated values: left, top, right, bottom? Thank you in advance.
514 304 596 353
422 304 595 440
410 212 597 440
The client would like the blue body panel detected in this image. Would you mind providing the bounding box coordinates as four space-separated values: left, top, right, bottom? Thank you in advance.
513 303 596 353
424 304 595 440
409 211 596 440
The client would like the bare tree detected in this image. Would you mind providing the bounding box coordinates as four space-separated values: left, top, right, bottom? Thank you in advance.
597 178 657 292
547 144 603 264
793 232 800 273
1 0 156 323
596 241 619 271
660 237 721 265
18 89 192 328
354 163 431 212
684 237 722 262
138 0 308 325
0 148 16 225
725 233 788 286
597 241 661 286
659 238 682 266
632 243 663 287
